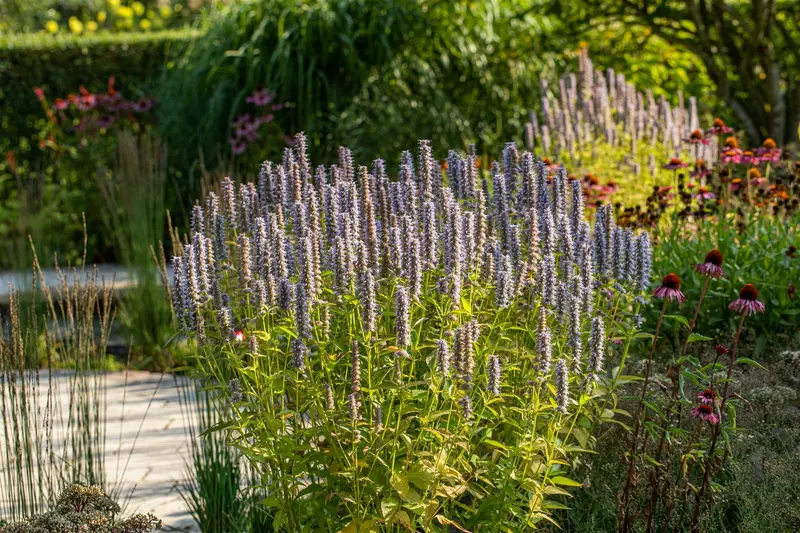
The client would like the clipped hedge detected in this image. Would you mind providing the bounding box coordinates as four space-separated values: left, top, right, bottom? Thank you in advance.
0 29 201 166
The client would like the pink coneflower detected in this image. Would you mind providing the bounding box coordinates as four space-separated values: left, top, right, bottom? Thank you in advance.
690 159 712 179
706 118 733 136
695 249 725 278
694 186 716 201
729 284 765 315
233 113 252 128
715 344 730 355
653 273 686 303
54 98 69 110
721 148 742 164
740 151 758 165
132 97 154 113
697 389 717 405
691 403 719 424
663 157 688 170
684 129 709 145
246 88 274 106
230 138 248 155
34 87 46 102
96 115 115 129
756 138 781 164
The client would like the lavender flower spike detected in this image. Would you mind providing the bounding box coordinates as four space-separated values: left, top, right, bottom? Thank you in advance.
395 286 411 347
555 359 569 414
487 355 501 396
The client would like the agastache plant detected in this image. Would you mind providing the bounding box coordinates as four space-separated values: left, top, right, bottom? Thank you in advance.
172 133 651 532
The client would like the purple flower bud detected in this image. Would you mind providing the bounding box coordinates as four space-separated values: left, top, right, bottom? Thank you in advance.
555 359 569 413
292 339 307 374
637 233 652 292
395 286 411 347
587 316 606 382
437 339 451 377
277 277 294 311
351 339 361 393
487 355 501 396
295 282 312 339
459 395 472 419
324 383 335 411
537 310 552 375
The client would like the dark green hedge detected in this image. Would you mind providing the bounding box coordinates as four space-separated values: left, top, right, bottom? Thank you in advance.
0 30 201 166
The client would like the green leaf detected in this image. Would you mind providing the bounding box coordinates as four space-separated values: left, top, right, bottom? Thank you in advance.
735 357 765 369
550 476 582 487
664 314 690 328
687 333 713 343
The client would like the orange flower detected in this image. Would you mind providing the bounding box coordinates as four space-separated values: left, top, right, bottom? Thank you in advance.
724 137 739 149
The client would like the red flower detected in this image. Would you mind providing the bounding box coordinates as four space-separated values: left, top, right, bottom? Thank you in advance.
34 87 45 102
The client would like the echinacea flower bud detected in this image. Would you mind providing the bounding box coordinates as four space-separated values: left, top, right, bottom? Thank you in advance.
653 273 686 303
555 359 569 414
695 249 725 278
729 284 766 315
395 286 411 347
487 355 501 396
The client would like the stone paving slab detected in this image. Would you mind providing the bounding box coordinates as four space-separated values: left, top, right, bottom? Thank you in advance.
0 371 199 531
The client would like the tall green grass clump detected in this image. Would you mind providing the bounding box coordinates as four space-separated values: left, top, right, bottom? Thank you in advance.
0 256 113 520
158 0 559 169
171 133 654 530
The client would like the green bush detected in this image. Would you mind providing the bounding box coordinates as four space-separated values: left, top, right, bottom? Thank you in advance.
158 0 564 169
0 30 199 268
0 30 200 169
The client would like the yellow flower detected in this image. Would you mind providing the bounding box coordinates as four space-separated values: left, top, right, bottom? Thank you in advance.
117 6 133 18
45 20 59 33
132 1 145 16
97 10 107 22
86 21 98 32
107 0 120 7
159 5 172 17
139 18 151 30
146 9 155 19
68 16 83 34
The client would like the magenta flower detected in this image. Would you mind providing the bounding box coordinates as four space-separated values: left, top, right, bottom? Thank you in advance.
246 88 274 106
697 389 717 405
96 115 115 129
756 138 781 164
693 187 716 201
54 98 69 110
663 157 688 170
653 273 686 303
729 284 765 315
132 97 154 113
230 138 248 155
684 129 709 145
691 404 719 424
740 151 758 165
694 249 725 278
706 118 733 136
721 148 742 164
271 103 283 111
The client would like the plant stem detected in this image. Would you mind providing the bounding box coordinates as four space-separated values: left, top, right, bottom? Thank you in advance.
619 297 668 533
